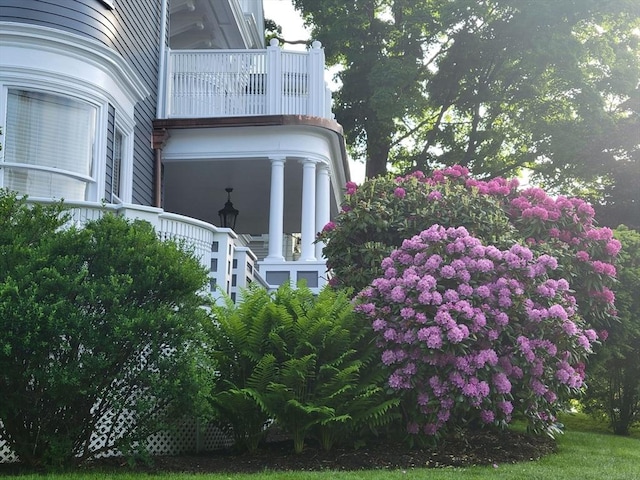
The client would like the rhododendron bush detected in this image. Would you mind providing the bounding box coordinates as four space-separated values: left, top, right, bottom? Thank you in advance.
318 165 619 331
317 166 620 438
356 224 598 436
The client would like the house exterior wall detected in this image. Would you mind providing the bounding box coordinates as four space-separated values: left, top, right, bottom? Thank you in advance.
0 0 160 205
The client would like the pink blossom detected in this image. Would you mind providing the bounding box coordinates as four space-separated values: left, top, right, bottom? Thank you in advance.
605 239 622 256
440 265 456 278
481 410 495 423
372 319 387 331
407 422 420 434
494 312 509 326
576 250 590 262
548 305 569 321
531 379 548 396
423 424 438 435
562 320 578 336
390 286 406 303
381 350 396 365
584 329 597 342
383 328 398 341
417 392 430 406
394 187 407 198
591 261 616 276
356 302 376 315
493 373 512 394
322 221 336 232
498 401 513 415
345 181 358 195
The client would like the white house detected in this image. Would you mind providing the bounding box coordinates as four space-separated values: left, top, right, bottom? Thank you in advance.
0 0 349 304
0 0 350 461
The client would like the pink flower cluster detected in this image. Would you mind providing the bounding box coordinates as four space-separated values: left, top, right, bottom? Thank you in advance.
384 166 619 326
357 224 598 437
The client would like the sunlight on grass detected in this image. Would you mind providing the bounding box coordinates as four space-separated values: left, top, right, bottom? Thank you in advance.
8 413 640 480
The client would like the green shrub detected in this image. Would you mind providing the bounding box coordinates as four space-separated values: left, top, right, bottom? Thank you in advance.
582 225 640 435
0 190 214 468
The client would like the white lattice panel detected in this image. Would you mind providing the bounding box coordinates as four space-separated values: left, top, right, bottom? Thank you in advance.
0 433 18 464
0 417 233 463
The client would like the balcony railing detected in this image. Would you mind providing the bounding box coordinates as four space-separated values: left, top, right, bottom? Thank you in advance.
161 39 333 119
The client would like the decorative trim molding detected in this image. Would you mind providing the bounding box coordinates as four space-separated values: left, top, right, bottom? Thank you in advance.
0 22 149 105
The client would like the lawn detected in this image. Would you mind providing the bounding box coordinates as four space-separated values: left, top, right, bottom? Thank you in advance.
6 413 640 480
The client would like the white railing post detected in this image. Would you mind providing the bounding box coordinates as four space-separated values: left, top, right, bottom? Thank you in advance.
266 39 282 115
163 48 172 118
308 41 325 117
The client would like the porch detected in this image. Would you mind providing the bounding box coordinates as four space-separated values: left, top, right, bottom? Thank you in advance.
154 41 349 297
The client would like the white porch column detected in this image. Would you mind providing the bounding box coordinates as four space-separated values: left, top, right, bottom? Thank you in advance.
315 162 331 259
266 156 286 261
299 158 317 261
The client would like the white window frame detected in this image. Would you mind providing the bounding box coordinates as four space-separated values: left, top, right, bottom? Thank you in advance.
110 113 134 203
1 86 103 201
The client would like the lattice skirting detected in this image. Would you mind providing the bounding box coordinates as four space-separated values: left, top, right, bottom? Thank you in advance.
0 419 233 463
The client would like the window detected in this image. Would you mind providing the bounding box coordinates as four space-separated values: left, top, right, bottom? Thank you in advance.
111 129 123 201
4 89 97 200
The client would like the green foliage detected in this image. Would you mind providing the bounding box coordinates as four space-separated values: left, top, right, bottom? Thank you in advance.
0 190 213 468
294 0 639 225
319 173 517 293
320 167 619 332
582 225 640 435
207 286 280 452
208 283 398 454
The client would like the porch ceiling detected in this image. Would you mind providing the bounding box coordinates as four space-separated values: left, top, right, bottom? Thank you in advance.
163 157 304 234
169 0 250 49
156 115 350 235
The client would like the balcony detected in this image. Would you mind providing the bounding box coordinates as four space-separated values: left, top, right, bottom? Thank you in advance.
160 39 333 120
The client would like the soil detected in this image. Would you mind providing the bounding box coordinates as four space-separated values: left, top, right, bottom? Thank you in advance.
0 428 556 475
85 428 556 474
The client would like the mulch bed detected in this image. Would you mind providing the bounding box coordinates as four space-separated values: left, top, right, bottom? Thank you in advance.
79 428 556 474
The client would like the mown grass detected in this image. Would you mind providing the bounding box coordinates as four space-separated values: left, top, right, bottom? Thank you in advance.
8 413 640 480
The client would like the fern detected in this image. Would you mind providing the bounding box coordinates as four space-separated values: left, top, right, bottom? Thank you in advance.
207 282 400 454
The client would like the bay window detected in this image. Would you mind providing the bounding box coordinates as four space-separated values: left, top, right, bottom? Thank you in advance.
3 89 97 200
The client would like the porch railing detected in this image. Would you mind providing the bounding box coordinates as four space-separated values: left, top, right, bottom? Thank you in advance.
162 40 333 119
31 200 327 300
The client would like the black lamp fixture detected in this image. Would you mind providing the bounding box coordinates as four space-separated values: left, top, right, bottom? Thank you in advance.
218 187 239 229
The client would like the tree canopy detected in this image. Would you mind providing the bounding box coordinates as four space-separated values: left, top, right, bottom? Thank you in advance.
291 0 639 225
